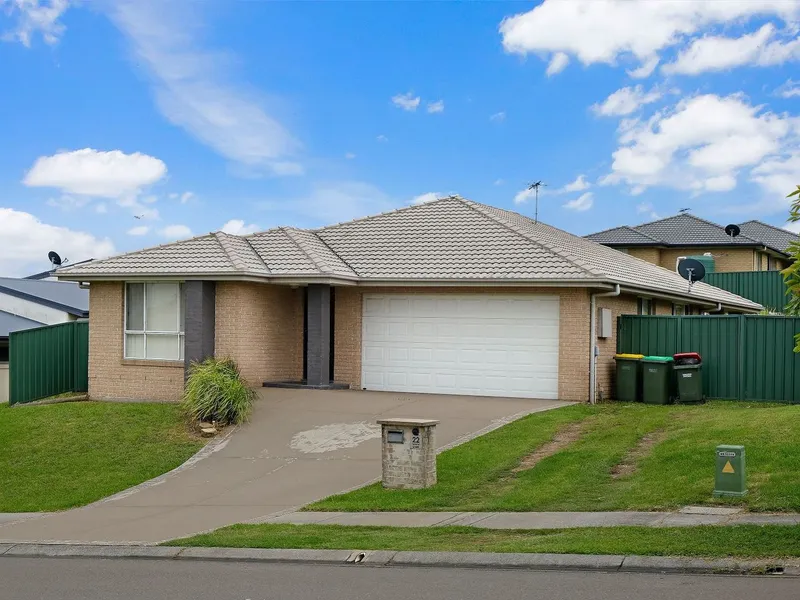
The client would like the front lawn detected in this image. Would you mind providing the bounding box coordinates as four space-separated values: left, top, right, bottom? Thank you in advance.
310 401 800 513
167 523 800 559
0 401 204 512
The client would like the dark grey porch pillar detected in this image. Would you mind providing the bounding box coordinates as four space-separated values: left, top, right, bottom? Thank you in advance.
184 281 216 377
306 284 331 386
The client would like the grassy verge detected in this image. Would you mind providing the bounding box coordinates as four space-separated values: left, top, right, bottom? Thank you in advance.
166 523 800 559
0 401 204 512
309 401 800 513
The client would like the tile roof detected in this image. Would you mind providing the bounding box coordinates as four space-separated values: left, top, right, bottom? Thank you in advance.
587 213 798 256
0 277 89 316
738 220 799 255
56 197 760 310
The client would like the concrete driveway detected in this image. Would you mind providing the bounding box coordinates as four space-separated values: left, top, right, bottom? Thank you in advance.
0 389 567 544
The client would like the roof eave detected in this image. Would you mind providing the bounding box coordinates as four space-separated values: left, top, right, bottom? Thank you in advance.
0 285 88 317
55 271 360 286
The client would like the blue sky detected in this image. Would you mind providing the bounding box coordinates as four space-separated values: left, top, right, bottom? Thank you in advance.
1 0 799 276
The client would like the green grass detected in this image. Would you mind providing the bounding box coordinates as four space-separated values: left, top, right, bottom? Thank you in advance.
0 401 204 512
310 401 800 513
167 523 800 559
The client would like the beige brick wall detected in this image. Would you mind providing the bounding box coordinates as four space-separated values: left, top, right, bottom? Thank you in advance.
334 286 592 402
88 282 184 402
215 282 303 386
626 247 661 265
659 248 756 273
595 294 639 402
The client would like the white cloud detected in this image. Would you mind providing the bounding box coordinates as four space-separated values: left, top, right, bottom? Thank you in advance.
345 152 356 159
427 100 445 114
663 23 800 75
636 201 659 220
46 195 91 211
0 207 114 277
562 174 591 193
376 134 389 142
592 85 662 117
785 220 800 234
179 191 194 204
410 192 441 205
127 225 150 236
513 188 535 205
391 92 421 112
601 94 797 197
494 179 505 186
750 153 800 199
95 203 107 214
564 192 594 212
257 181 395 226
499 1 800 75
489 111 506 122
160 224 192 240
1 0 69 47
23 148 166 198
777 79 800 98
141 195 158 204
106 1 302 175
627 56 660 79
221 219 260 235
546 52 570 76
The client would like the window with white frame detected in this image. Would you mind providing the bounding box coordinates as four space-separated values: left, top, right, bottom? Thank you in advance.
124 283 185 360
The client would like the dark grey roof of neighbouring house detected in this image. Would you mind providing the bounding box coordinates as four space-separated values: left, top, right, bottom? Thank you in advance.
738 220 799 255
56 196 761 311
0 278 89 317
587 213 799 257
0 310 44 338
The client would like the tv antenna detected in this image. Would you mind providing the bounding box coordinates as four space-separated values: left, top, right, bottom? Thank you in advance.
527 180 547 223
678 208 691 214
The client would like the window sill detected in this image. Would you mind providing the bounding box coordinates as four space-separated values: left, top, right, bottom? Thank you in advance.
122 358 184 368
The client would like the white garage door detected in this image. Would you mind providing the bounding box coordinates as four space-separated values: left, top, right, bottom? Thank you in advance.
361 294 559 399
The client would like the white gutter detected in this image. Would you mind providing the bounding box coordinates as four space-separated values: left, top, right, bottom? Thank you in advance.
589 284 621 405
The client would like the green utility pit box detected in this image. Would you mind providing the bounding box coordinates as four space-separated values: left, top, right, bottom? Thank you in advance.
641 356 674 405
614 354 644 402
714 445 747 497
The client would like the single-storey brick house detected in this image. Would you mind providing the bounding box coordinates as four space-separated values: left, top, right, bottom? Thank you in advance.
57 197 760 403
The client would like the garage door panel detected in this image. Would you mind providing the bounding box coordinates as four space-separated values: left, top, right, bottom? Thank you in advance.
362 294 559 399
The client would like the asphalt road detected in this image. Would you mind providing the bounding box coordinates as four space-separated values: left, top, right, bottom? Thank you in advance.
2 558 797 600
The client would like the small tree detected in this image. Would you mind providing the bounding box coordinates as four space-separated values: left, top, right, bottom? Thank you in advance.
783 186 800 350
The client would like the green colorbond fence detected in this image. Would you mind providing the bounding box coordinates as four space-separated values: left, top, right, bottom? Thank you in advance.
9 321 89 405
617 315 800 404
705 271 789 312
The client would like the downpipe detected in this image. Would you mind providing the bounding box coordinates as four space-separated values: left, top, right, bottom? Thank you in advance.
589 284 621 405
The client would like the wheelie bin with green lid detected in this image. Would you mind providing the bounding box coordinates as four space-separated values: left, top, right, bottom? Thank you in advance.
614 354 644 402
673 352 704 404
641 356 674 405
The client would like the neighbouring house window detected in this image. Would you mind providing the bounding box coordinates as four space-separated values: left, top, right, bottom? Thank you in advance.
672 304 685 316
638 298 654 315
618 248 629 254
124 282 185 360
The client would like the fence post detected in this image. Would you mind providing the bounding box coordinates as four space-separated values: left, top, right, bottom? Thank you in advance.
676 315 683 352
737 315 746 401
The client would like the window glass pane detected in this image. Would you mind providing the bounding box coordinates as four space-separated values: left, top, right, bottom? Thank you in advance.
145 334 181 360
125 334 145 358
179 283 186 333
126 283 145 331
146 283 180 332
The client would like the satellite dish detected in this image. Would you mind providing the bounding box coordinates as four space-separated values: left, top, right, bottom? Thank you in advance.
48 251 62 267
678 258 706 287
725 224 741 238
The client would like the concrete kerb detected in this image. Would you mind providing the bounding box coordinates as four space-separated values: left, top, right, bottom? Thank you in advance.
0 544 798 576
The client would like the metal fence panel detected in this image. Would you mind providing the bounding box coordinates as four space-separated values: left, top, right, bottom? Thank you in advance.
617 315 799 404
9 321 89 405
705 271 789 312
741 317 800 403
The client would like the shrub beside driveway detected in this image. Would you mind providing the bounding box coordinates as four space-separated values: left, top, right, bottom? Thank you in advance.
0 401 204 512
309 402 800 513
